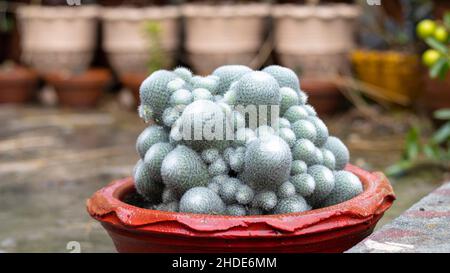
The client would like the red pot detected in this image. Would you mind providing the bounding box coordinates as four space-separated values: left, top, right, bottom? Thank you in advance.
301 79 344 116
45 68 111 108
120 73 147 106
0 66 38 103
87 164 395 253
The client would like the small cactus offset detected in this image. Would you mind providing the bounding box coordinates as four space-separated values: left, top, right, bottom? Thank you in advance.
132 65 362 215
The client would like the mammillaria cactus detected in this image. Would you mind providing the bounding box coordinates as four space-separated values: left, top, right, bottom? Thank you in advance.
132 65 362 215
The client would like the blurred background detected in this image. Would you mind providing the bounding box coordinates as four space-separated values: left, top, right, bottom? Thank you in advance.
0 0 449 252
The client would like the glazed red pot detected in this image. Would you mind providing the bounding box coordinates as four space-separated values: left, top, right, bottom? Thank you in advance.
0 66 38 103
45 68 111 108
87 164 395 253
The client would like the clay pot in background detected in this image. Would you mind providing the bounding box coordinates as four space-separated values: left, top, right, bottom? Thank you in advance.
0 65 38 104
87 164 395 253
16 5 99 74
120 73 147 105
301 79 344 116
422 74 450 111
272 4 360 78
100 6 180 76
351 50 423 106
45 68 111 108
182 3 270 75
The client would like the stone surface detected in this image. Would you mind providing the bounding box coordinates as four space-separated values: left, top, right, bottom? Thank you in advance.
348 181 450 253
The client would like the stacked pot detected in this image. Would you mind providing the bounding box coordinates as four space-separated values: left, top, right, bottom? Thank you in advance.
100 6 180 104
16 5 111 107
182 3 270 75
272 4 360 78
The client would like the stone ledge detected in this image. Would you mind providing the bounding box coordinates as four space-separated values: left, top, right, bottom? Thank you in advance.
347 181 450 253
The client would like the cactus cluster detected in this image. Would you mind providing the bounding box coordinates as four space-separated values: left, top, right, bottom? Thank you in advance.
133 65 363 215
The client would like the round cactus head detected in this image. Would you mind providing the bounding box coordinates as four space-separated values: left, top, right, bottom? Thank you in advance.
324 136 350 170
243 135 292 190
212 65 253 95
161 145 209 194
136 125 169 159
139 70 178 122
178 99 231 151
320 171 363 207
262 65 300 91
179 187 226 215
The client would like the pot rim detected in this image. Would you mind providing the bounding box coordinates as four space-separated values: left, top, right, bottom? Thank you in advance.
17 5 99 19
87 164 395 237
101 6 180 20
181 3 270 18
272 4 360 19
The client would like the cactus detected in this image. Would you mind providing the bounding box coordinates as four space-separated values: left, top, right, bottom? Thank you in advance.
320 171 363 207
139 70 178 122
262 65 300 91
179 187 226 214
212 65 253 95
324 136 350 170
131 65 359 215
274 195 309 214
243 135 292 191
136 125 169 159
161 145 209 194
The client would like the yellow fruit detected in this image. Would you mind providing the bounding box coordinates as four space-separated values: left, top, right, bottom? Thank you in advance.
417 19 437 39
422 49 441 67
434 26 449 42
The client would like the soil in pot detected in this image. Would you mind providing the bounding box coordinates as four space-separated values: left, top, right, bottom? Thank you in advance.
0 64 38 104
45 68 111 108
301 78 344 116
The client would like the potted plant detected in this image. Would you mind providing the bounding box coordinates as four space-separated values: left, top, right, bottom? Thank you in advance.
272 0 360 78
100 1 180 104
0 61 38 104
350 0 431 106
181 0 270 74
415 12 450 111
87 65 395 252
16 2 99 74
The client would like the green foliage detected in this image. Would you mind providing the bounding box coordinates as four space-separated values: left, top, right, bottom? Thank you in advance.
145 21 166 74
386 109 450 177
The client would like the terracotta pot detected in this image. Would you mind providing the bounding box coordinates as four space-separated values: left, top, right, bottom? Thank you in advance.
101 6 180 76
0 65 38 104
45 68 111 108
301 79 343 116
182 4 270 75
422 74 450 111
87 164 395 253
120 73 147 105
17 5 98 74
351 50 423 105
272 4 360 78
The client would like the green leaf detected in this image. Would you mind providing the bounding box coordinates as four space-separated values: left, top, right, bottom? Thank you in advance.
385 160 414 177
434 108 450 120
444 12 450 29
429 58 450 79
431 122 450 144
404 126 421 160
425 37 449 54
423 143 440 159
